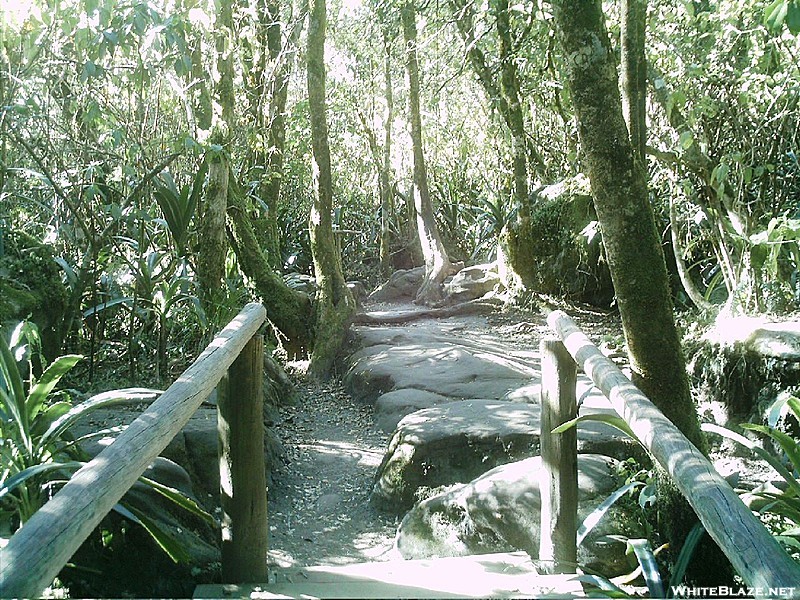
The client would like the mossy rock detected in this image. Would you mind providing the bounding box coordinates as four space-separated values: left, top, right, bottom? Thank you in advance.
688 317 800 422
499 175 613 306
0 229 69 358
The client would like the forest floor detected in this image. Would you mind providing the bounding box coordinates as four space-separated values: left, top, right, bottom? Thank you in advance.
266 376 400 568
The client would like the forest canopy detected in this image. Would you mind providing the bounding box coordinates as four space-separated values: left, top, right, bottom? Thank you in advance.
1 0 799 375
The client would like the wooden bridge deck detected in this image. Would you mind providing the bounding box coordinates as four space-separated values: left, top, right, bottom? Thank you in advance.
193 552 585 599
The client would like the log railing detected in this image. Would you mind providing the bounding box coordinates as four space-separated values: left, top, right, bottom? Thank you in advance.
0 303 269 599
539 309 800 590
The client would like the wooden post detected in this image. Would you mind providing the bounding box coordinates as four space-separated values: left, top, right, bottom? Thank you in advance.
218 334 269 583
538 338 578 575
547 309 800 592
0 304 267 599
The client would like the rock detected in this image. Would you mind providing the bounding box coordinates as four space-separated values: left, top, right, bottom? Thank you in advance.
284 273 317 295
344 324 536 404
444 263 502 302
499 175 613 306
372 400 540 512
369 267 425 302
703 316 800 361
374 389 453 432
692 316 800 418
395 454 641 577
371 395 626 512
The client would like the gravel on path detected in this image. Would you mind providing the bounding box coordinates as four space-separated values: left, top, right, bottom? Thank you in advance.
267 376 400 568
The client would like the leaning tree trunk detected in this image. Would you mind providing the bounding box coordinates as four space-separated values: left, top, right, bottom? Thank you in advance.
551 0 732 585
227 183 313 353
402 1 454 305
306 0 355 378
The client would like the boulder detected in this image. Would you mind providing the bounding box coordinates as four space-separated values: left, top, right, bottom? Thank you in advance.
444 264 502 302
395 454 641 577
372 400 539 512
702 316 800 361
691 316 800 418
344 325 535 404
499 175 613 306
369 267 425 302
371 396 626 512
284 273 317 295
347 280 368 305
374 389 453 432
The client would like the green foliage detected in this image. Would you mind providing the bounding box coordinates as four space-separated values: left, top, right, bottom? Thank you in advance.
703 394 800 558
0 321 213 562
153 161 208 258
765 0 800 34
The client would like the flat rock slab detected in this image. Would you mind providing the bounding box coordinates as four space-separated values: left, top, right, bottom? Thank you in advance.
194 551 585 599
371 397 623 512
344 319 539 406
396 455 641 577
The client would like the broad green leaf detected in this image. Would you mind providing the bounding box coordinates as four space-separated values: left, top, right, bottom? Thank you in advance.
30 401 73 439
41 388 162 446
702 423 800 497
788 1 800 33
552 413 639 445
574 575 628 597
0 335 27 437
776 535 800 551
0 461 84 499
27 355 82 423
578 481 644 545
83 297 134 318
627 539 664 599
765 0 790 31
668 522 705 594
138 476 214 524
741 423 800 472
117 502 190 563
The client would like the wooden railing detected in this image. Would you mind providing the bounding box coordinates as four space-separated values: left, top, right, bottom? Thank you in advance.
538 310 800 591
0 303 269 599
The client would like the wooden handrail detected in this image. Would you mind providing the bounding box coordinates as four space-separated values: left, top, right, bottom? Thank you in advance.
547 310 800 592
0 303 267 599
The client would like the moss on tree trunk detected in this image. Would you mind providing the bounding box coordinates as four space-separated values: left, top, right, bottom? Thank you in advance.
306 0 355 378
552 0 732 585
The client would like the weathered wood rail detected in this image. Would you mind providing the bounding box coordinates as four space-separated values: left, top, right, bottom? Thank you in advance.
0 303 269 599
540 309 800 591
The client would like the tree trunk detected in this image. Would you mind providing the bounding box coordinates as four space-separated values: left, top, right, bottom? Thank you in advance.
402 1 454 305
492 0 529 214
196 149 229 319
306 0 355 378
227 183 312 353
380 30 395 277
195 0 235 322
551 0 731 584
620 0 647 164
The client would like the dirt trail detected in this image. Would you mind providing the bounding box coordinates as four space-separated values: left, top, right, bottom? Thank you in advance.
264 303 559 569
266 377 400 568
